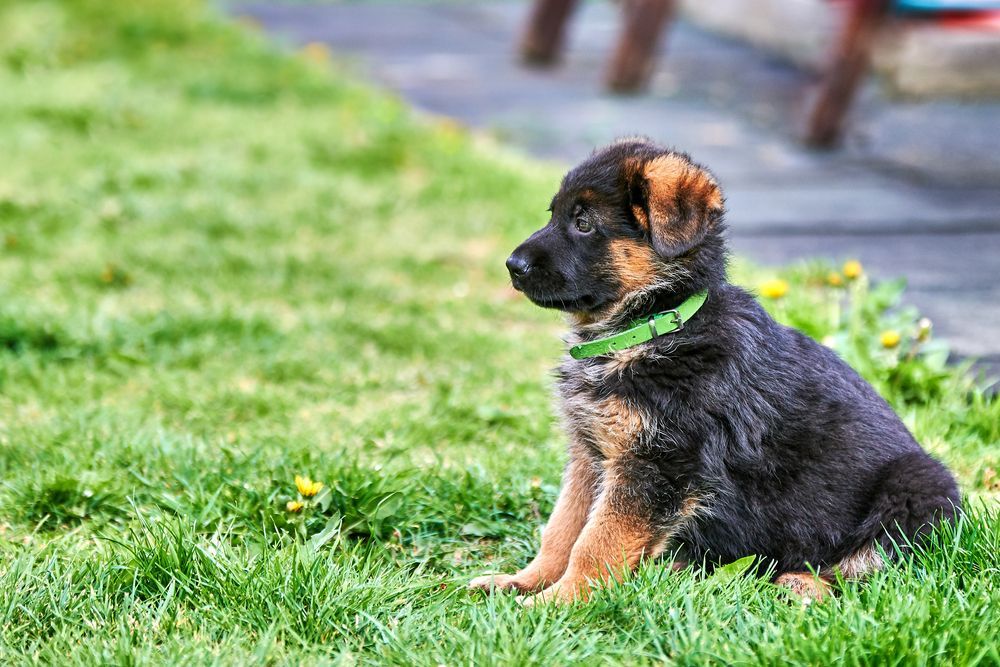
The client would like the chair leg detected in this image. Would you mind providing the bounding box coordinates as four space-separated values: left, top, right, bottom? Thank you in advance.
805 0 891 148
519 0 581 65
605 0 675 93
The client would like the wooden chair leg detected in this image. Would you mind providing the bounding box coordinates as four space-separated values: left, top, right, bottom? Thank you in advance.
805 0 891 147
605 0 675 93
519 0 581 65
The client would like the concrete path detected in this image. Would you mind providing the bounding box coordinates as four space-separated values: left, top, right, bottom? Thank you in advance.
232 1 1000 372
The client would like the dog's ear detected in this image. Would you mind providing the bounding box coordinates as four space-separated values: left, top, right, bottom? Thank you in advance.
624 154 723 258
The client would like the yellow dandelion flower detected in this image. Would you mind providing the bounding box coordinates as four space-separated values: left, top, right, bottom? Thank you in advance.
842 260 863 280
295 475 324 497
759 279 789 300
286 500 304 512
880 330 901 349
300 42 331 64
826 272 843 287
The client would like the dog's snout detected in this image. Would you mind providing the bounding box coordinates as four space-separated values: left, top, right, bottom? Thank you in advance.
506 253 532 279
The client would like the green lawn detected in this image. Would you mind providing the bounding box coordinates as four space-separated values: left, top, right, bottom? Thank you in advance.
0 1 998 664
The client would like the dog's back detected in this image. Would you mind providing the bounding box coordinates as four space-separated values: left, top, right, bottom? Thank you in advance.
608 284 961 572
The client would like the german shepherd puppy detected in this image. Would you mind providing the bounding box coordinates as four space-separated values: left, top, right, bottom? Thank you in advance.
469 139 960 604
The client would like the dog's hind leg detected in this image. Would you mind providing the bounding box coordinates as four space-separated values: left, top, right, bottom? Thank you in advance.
777 451 959 602
855 451 960 557
774 572 833 602
774 542 882 602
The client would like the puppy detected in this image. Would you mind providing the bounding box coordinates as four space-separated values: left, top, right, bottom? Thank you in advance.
470 139 960 604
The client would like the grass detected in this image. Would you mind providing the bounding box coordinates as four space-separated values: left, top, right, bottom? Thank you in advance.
0 1 997 664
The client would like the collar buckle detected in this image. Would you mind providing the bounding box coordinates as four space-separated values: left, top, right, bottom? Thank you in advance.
649 309 684 339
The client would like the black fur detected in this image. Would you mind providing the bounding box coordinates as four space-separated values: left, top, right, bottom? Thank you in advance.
507 139 960 576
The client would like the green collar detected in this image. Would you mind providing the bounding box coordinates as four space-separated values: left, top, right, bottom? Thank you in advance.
569 290 709 360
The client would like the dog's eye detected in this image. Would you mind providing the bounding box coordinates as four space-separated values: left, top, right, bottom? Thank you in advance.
575 218 593 234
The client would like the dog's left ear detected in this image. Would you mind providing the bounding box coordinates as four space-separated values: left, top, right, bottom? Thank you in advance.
624 154 724 258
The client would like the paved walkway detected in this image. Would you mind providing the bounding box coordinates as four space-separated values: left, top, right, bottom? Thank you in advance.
233 1 1000 372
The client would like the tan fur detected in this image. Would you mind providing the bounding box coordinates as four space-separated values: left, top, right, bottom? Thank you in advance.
600 345 653 378
569 234 695 333
678 496 702 519
644 155 723 213
468 454 598 593
775 572 832 602
630 203 649 231
560 391 646 460
523 482 704 605
569 265 691 332
834 543 884 579
773 544 882 604
572 150 720 332
529 498 657 603
639 155 723 252
525 456 601 584
645 496 705 561
642 155 689 228
608 238 661 296
589 396 645 458
569 510 654 580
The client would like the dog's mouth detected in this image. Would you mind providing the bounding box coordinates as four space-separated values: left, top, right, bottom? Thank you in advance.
510 271 606 313
520 290 601 312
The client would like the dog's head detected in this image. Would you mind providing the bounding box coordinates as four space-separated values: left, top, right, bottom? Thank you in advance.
506 139 725 323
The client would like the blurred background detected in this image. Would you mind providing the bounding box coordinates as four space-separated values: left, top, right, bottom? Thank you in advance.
232 0 1000 374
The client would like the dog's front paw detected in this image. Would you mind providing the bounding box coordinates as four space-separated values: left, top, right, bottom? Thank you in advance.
516 581 586 607
468 572 537 594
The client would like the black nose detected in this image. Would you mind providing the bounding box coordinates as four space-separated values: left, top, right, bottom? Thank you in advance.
506 253 532 279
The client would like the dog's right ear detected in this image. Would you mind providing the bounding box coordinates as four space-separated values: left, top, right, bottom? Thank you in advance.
624 153 724 259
